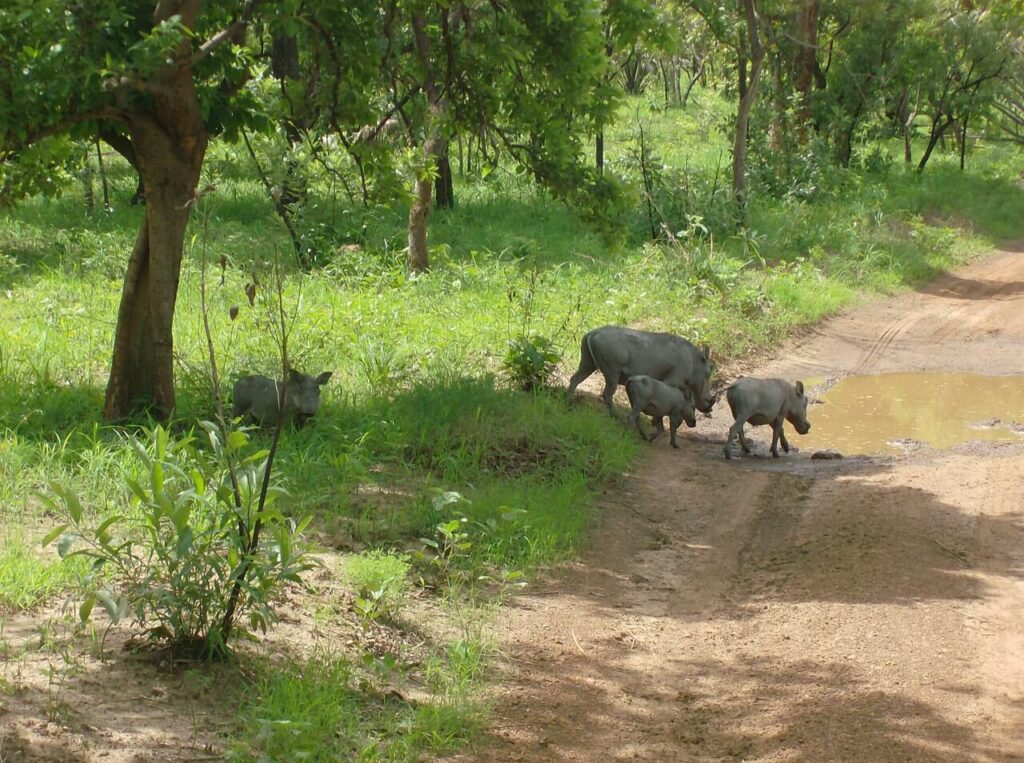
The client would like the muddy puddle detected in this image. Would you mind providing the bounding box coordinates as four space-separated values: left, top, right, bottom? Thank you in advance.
800 372 1024 455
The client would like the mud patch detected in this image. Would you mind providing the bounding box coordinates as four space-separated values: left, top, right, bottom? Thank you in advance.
800 372 1024 455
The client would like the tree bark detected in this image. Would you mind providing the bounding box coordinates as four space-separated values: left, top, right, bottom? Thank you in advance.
408 102 443 272
769 52 785 151
917 113 954 173
407 147 436 273
435 143 454 208
794 0 819 140
407 11 447 272
733 0 765 212
103 53 206 420
903 86 919 164
682 57 703 107
596 128 604 173
94 137 110 210
959 111 968 170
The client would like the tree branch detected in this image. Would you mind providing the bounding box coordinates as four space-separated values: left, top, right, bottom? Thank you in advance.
98 128 139 170
190 0 270 66
11 107 129 151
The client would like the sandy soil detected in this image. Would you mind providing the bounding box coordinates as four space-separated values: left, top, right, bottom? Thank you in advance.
461 245 1024 762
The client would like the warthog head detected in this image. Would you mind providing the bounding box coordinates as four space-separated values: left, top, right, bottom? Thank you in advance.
286 369 333 426
787 380 811 435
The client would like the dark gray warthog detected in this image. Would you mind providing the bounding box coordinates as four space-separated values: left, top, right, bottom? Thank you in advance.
232 369 333 427
723 377 810 460
625 375 697 448
566 325 717 414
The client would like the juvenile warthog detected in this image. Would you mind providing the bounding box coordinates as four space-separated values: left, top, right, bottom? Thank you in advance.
724 377 810 460
566 325 717 414
232 369 333 427
625 375 697 448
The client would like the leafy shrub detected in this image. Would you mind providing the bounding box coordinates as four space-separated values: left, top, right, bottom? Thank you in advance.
748 130 843 201
502 333 560 392
855 144 894 176
42 424 317 659
502 265 577 392
341 549 410 621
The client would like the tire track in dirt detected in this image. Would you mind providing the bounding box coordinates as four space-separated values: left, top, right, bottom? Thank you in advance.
854 313 922 373
464 244 1024 762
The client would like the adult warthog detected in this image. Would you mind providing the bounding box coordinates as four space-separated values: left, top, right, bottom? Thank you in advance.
565 325 717 414
233 368 333 428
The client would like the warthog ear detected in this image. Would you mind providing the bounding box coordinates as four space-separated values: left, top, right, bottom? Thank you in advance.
316 371 333 386
701 344 711 362
795 380 805 396
288 368 303 383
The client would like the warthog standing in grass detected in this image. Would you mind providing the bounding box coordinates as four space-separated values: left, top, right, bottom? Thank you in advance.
232 369 333 427
625 375 697 448
566 325 717 414
724 377 810 460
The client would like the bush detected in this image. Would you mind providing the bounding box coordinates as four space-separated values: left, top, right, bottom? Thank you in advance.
502 333 560 392
42 424 317 659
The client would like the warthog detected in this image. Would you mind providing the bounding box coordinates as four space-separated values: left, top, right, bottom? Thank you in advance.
724 377 810 460
566 325 717 414
232 369 333 427
625 375 697 448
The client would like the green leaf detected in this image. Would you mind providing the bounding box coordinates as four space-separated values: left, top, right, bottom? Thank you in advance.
56 483 84 523
94 514 122 538
227 430 249 451
172 501 191 531
293 514 313 536
126 478 148 503
95 590 121 623
56 533 77 558
176 526 194 556
79 596 95 622
40 523 68 547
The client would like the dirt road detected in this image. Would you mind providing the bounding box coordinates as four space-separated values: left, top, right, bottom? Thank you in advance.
467 246 1024 762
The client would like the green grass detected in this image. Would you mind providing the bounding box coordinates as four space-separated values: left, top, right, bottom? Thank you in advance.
230 646 486 762
0 536 87 611
0 88 1022 759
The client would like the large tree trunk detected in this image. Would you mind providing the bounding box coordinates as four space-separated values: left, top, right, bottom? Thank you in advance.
408 108 443 273
769 52 785 151
794 0 819 140
408 162 433 272
103 72 206 420
733 0 765 212
407 11 447 272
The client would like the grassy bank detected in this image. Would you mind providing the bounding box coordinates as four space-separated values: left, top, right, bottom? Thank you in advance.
1 90 1022 758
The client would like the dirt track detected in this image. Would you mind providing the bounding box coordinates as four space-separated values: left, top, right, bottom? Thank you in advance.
467 246 1024 761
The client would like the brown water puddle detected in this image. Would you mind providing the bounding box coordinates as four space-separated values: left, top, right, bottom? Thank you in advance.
799 372 1024 455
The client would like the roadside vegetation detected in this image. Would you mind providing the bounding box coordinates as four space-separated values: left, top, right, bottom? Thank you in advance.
2 0 1024 758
